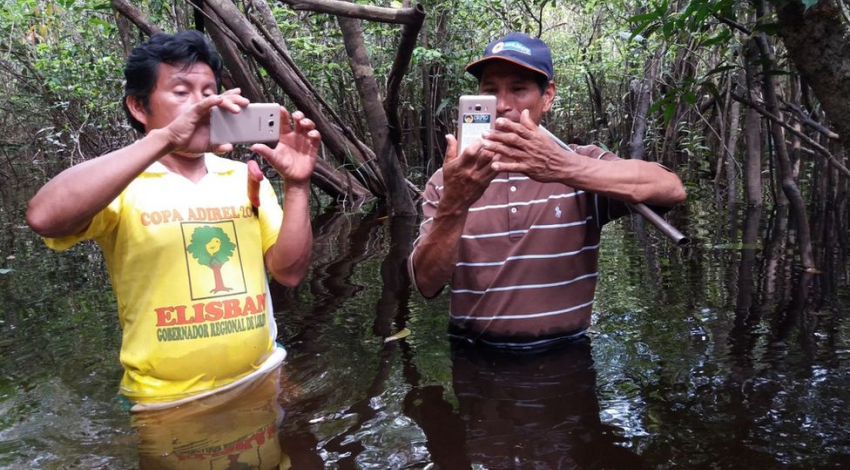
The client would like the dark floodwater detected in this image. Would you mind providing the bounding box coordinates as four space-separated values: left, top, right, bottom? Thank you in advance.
1 179 848 469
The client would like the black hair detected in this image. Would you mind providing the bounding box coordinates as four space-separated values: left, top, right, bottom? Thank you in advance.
122 30 223 133
534 73 550 95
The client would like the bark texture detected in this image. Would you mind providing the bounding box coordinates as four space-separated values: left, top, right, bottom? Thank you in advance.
772 0 850 148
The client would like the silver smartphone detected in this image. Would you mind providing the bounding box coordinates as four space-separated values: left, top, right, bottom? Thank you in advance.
210 103 280 146
457 95 497 156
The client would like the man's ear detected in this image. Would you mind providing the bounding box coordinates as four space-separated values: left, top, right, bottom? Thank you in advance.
542 81 556 113
125 96 149 130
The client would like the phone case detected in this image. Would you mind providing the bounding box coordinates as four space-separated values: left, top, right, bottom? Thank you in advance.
210 103 280 146
457 95 497 156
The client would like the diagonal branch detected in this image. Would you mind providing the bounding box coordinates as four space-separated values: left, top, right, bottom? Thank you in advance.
732 92 850 178
109 0 162 36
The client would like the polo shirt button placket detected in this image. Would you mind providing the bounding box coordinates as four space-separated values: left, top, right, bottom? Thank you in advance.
507 174 522 239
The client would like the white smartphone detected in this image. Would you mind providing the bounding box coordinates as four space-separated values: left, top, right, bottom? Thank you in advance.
457 95 497 156
210 103 280 146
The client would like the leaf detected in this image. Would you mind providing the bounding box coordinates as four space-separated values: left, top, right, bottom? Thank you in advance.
0 269 13 275
629 20 655 42
384 328 411 343
662 102 676 125
627 12 662 24
682 91 697 105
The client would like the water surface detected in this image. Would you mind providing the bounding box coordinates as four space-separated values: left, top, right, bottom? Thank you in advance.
1 180 847 469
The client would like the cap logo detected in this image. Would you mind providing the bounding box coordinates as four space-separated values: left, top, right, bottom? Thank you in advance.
492 41 531 56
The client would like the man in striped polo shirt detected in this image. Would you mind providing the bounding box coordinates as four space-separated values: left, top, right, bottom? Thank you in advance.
409 32 687 350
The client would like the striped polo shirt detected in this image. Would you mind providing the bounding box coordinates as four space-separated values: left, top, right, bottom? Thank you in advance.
410 146 628 349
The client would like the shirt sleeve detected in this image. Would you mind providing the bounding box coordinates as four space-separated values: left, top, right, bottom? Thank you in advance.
407 170 445 298
43 194 122 251
257 178 284 255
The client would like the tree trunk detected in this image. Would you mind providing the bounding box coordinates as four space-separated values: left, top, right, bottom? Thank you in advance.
249 0 289 52
628 48 662 160
771 0 850 149
743 38 763 207
724 86 741 207
338 14 416 216
203 5 264 102
754 1 816 271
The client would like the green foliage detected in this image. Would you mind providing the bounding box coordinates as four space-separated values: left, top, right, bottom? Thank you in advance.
186 226 236 267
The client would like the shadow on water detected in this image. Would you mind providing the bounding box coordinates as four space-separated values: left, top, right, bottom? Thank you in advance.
1 177 849 469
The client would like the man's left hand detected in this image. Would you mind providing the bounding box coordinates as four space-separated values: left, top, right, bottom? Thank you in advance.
484 109 575 182
251 108 320 188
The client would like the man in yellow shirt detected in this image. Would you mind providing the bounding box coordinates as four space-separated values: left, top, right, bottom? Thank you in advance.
26 31 318 406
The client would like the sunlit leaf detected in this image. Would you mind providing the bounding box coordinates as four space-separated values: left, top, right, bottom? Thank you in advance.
384 328 411 343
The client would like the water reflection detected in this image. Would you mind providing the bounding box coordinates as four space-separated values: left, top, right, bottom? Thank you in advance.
134 370 287 470
449 339 642 469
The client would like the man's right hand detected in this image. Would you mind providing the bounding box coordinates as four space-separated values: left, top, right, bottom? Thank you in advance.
439 135 500 213
162 88 249 155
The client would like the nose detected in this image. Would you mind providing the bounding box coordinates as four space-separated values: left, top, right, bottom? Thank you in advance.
495 91 512 118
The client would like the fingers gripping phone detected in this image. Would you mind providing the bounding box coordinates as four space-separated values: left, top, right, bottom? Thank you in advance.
210 103 280 146
457 95 497 156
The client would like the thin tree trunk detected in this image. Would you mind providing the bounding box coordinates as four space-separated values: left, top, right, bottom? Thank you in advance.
754 0 816 271
725 87 741 207
249 0 289 52
628 48 662 160
338 15 416 216
203 5 264 102
743 38 763 207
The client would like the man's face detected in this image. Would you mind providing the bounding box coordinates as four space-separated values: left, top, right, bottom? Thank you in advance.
478 60 555 124
130 62 217 156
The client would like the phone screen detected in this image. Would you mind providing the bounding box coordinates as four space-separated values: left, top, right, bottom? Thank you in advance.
457 95 496 156
459 112 492 156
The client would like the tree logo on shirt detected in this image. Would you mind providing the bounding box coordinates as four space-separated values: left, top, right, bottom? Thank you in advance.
186 225 237 294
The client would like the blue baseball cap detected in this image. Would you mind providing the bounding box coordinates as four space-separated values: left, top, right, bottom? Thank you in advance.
465 32 554 81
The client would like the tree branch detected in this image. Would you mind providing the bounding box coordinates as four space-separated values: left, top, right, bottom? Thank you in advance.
779 97 840 140
732 92 850 178
110 0 162 36
278 0 424 24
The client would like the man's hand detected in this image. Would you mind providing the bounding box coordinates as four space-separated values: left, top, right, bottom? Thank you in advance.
484 109 576 182
251 108 320 188
440 134 500 212
162 88 249 155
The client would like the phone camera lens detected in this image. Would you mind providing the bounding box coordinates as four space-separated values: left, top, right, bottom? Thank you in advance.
474 104 482 111
268 120 275 127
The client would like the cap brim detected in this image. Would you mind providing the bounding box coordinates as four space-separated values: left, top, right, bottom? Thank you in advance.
465 56 550 81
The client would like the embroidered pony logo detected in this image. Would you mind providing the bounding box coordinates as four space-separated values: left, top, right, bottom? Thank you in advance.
555 204 562 219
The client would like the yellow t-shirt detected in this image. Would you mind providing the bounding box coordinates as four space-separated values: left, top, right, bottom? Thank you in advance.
45 154 283 403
